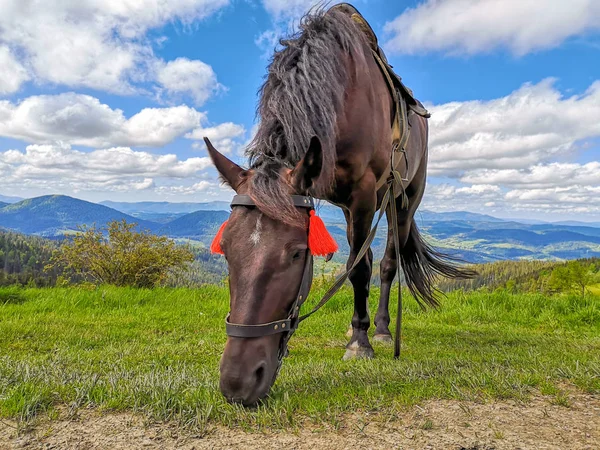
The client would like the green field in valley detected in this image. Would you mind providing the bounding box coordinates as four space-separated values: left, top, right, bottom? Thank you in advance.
0 284 599 432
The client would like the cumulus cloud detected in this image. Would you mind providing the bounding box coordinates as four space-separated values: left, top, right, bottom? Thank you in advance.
423 78 600 217
0 46 30 95
0 93 207 148
0 143 213 193
186 122 246 154
156 181 213 195
384 0 600 56
0 0 228 95
427 79 600 177
461 162 600 190
156 58 225 106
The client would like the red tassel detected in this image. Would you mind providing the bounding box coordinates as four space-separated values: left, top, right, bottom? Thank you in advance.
308 210 338 256
210 220 228 254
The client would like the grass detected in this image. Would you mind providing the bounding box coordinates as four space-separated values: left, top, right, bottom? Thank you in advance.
0 283 598 431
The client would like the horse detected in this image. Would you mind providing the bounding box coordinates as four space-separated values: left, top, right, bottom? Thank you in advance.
204 5 473 406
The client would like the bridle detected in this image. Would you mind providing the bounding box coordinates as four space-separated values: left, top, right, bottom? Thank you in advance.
223 180 405 378
224 194 316 378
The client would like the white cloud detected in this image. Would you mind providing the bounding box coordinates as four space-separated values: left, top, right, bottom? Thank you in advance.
428 79 600 177
156 58 224 106
0 93 205 147
423 183 600 217
0 143 212 193
461 162 600 190
423 79 600 217
156 181 213 195
423 183 505 212
186 122 246 154
0 45 30 95
0 0 229 94
384 0 600 56
505 186 600 209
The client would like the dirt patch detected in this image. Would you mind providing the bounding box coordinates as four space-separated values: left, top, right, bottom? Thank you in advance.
1 393 599 450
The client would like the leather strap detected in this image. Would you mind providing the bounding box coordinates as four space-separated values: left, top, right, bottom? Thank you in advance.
224 246 313 339
231 194 314 209
299 188 392 323
226 316 295 338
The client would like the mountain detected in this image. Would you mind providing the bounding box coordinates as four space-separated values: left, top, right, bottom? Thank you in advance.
3 195 600 263
100 200 231 223
0 195 159 236
101 200 231 214
0 202 8 208
158 210 230 245
416 210 506 223
0 195 24 204
552 220 600 228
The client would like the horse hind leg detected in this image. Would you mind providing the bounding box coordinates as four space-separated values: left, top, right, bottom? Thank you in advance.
374 206 411 343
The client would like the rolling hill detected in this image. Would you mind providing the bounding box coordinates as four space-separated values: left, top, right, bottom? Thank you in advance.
2 194 600 262
158 210 230 246
0 195 159 236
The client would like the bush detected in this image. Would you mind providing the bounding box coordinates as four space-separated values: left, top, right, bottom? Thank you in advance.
46 220 194 288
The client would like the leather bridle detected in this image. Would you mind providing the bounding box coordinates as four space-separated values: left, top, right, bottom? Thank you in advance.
223 177 406 377
224 194 316 377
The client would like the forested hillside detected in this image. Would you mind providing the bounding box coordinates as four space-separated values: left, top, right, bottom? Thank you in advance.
0 231 60 286
439 258 600 295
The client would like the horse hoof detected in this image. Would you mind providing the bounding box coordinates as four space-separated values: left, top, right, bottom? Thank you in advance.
373 334 393 344
343 342 374 360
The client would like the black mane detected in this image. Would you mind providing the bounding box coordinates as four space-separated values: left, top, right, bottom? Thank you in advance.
245 7 366 225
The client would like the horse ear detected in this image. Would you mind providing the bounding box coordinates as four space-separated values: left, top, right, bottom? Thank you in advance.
291 136 323 193
204 137 245 192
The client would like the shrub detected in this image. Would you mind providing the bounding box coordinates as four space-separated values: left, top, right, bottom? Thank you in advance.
46 220 194 288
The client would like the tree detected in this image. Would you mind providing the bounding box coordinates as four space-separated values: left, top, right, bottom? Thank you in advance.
548 260 598 298
46 220 194 288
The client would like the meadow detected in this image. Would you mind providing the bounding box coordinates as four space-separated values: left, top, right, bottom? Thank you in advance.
0 283 598 433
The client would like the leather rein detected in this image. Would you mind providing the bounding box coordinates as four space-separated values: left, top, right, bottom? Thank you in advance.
225 166 406 371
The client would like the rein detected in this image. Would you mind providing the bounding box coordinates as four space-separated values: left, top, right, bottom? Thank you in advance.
224 157 406 368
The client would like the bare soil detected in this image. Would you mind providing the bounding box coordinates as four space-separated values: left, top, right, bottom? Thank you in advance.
1 394 599 450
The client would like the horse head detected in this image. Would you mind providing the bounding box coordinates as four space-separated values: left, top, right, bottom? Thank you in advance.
204 136 332 405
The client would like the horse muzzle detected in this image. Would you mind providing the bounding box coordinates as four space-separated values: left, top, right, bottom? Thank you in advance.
219 335 279 406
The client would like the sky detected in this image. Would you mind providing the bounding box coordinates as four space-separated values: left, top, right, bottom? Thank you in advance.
0 0 599 221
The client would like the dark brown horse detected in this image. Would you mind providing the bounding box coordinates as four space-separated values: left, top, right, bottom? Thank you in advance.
204 6 471 406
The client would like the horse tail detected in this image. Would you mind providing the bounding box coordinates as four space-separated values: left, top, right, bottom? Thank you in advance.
400 221 476 308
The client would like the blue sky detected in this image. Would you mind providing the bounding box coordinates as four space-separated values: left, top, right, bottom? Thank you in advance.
0 0 599 221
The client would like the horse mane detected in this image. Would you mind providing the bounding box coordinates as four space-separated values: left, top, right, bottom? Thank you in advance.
245 7 367 226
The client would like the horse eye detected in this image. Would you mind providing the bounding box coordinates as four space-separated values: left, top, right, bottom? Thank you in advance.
292 250 302 261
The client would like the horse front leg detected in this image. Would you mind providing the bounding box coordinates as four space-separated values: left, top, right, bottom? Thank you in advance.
343 184 376 360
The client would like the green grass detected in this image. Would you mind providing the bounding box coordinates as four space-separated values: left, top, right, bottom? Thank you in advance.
0 284 598 431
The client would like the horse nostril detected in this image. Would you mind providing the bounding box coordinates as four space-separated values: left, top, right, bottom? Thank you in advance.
254 364 266 386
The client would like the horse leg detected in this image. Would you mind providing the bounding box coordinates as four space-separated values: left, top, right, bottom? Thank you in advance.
374 216 396 342
343 184 376 360
374 200 412 343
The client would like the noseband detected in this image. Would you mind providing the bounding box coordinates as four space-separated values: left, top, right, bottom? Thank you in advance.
224 194 316 374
